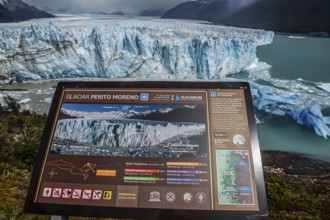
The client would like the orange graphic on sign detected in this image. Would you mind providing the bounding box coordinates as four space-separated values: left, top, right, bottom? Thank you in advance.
96 169 117 177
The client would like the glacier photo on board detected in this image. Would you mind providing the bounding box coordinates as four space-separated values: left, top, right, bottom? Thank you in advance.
0 0 330 162
51 103 208 158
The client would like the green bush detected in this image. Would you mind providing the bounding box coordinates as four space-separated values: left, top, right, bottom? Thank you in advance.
265 175 329 220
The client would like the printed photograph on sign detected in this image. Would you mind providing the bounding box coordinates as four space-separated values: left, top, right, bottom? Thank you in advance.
50 103 208 158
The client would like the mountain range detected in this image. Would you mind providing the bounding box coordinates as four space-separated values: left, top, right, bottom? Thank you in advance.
139 8 165 17
59 105 205 123
162 0 330 36
162 0 236 21
0 0 54 22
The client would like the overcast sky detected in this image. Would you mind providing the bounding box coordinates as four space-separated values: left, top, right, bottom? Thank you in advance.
24 0 188 14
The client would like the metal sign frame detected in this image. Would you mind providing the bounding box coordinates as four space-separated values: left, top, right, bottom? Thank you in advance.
24 81 268 220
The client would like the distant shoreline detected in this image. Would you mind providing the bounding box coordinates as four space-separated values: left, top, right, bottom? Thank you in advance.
275 31 329 38
261 150 330 176
262 150 330 190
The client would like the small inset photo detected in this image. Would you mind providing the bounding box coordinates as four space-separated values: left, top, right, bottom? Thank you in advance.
232 134 246 147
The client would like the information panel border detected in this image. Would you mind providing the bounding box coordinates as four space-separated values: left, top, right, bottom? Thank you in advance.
24 81 268 220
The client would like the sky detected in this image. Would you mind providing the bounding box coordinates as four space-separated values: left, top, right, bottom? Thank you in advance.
24 0 188 14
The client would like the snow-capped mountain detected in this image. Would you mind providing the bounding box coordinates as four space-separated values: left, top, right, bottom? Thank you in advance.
162 0 330 36
0 0 54 22
0 19 274 83
59 104 206 123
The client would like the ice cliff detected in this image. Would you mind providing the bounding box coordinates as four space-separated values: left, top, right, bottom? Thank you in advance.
0 20 274 83
53 119 205 148
289 105 330 138
251 82 330 139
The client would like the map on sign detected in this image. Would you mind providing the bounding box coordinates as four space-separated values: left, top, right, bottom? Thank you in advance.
216 150 254 205
47 160 96 180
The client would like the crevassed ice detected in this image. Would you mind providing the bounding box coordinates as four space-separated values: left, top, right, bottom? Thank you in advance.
0 0 7 6
0 20 274 83
251 82 330 139
1 18 328 139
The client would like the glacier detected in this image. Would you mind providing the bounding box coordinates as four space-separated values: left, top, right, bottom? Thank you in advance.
52 118 206 157
317 83 330 93
0 16 329 139
250 82 330 139
251 82 299 116
0 19 274 83
289 105 330 139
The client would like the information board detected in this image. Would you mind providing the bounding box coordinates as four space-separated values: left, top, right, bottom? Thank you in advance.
24 81 268 219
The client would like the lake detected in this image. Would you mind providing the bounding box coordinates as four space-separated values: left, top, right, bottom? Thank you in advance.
240 35 330 162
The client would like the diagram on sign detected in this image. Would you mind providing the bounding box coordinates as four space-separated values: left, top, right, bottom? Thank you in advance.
47 159 96 180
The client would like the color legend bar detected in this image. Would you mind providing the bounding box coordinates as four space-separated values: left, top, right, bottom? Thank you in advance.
124 176 158 181
166 162 202 166
125 169 159 174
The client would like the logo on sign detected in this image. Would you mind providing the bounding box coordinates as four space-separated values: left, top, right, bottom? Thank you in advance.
183 192 193 203
82 189 92 200
103 191 112 200
165 191 176 202
211 92 217 97
196 192 207 204
140 93 149 101
92 190 102 200
149 191 161 202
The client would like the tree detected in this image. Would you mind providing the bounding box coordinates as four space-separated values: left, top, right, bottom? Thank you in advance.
3 95 20 113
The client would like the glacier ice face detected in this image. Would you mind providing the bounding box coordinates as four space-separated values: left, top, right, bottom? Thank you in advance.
317 83 330 93
0 17 328 140
243 58 330 139
0 19 274 83
250 82 299 116
289 105 330 139
250 82 330 139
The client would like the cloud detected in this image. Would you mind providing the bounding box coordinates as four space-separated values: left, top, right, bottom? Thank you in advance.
24 0 187 14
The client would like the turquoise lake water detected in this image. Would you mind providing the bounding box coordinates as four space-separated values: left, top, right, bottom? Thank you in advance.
252 35 330 162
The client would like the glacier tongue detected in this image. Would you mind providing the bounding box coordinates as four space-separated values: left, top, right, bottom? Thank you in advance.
0 19 274 83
